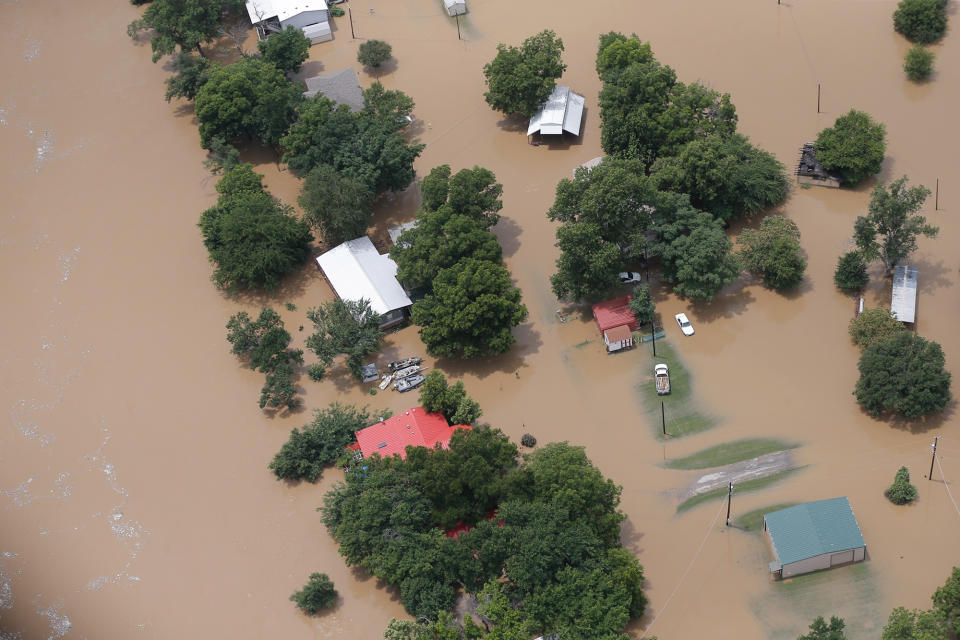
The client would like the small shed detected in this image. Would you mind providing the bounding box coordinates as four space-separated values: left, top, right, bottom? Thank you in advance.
527 86 585 140
360 363 379 383
246 0 332 43
764 497 866 579
795 143 840 188
304 69 365 110
592 296 638 353
890 265 918 324
444 0 466 16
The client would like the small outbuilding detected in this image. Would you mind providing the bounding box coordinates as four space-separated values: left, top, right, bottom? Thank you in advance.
592 296 639 353
315 236 413 329
304 68 365 110
246 0 332 43
890 265 918 324
764 497 866 579
795 142 840 188
354 407 471 459
572 156 604 178
444 0 467 16
527 86 585 141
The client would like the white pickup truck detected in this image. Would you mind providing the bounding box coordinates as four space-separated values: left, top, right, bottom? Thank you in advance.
655 364 671 395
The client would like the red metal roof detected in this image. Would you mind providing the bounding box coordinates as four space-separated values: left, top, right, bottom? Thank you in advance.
355 407 471 460
592 296 638 332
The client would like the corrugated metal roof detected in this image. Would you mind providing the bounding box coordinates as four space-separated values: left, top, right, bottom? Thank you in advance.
246 0 328 23
315 237 412 317
592 296 638 333
527 86 585 137
763 497 866 566
304 69 365 111
355 407 471 459
387 220 419 247
890 265 918 323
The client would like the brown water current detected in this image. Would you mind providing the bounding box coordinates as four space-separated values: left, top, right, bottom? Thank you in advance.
2 0 959 637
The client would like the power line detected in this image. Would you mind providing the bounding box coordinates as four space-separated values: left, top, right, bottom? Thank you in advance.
936 457 960 519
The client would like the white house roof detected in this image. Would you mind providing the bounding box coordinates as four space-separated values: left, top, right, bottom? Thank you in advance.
387 220 419 247
891 265 918 323
246 0 327 23
316 237 412 317
527 86 585 137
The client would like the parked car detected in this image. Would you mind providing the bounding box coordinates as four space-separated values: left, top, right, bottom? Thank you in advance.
619 272 642 284
675 312 695 336
654 364 671 395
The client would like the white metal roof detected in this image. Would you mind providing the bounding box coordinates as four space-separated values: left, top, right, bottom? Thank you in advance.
444 0 466 12
316 237 412 317
387 220 419 247
890 265 918 323
527 86 585 137
246 0 328 24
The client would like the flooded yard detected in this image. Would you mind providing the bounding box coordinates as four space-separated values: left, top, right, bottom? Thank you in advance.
1 0 958 638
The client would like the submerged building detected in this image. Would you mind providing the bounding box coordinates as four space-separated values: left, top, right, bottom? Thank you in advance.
527 86 585 141
245 0 333 43
764 497 866 579
303 69 365 110
795 142 841 188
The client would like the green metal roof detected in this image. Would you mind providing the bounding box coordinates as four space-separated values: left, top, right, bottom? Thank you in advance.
763 497 866 566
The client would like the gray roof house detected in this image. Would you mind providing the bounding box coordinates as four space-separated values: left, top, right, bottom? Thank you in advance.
764 497 866 579
304 69 365 111
796 142 841 188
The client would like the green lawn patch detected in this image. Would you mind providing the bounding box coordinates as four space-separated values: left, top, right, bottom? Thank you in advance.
635 339 717 439
676 467 805 513
666 439 799 470
734 503 798 532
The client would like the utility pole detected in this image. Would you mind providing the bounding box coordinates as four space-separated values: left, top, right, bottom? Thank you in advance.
661 401 667 437
817 84 821 113
348 7 355 39
929 436 940 480
726 482 734 526
651 325 657 356
456 14 461 40
935 178 939 211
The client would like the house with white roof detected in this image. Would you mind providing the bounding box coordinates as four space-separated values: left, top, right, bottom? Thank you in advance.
246 0 332 43
444 0 467 16
315 236 412 329
527 86 585 141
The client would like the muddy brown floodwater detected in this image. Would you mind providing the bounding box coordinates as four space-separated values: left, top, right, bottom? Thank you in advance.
2 0 959 637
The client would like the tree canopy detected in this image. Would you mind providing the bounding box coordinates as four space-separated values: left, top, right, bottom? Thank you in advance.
736 215 806 290
164 52 213 101
298 164 375 245
885 466 918 505
418 371 483 426
483 30 567 118
128 0 238 61
305 299 384 379
225 306 303 410
855 332 951 418
848 307 907 350
882 606 946 640
199 164 312 291
550 222 623 301
290 573 337 614
853 176 936 274
258 26 311 73
658 208 740 301
797 616 848 640
933 567 960 636
834 251 869 292
893 0 949 44
194 56 303 148
904 44 935 81
815 110 886 187
629 284 656 326
358 39 393 68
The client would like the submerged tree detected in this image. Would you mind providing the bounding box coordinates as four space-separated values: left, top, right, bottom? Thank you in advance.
483 30 567 118
658 209 740 301
736 216 806 290
834 251 869 293
885 467 918 505
855 332 951 418
797 616 848 640
305 299 384 380
290 573 337 614
127 0 236 62
848 307 906 350
417 371 482 426
815 110 886 187
357 39 393 69
893 0 949 44
854 176 936 274
258 25 311 73
904 44 935 81
164 52 213 101
298 164 375 245
629 284 656 327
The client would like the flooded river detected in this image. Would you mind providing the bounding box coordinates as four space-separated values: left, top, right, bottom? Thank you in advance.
2 0 958 637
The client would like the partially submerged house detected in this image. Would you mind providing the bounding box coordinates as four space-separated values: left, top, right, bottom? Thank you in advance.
315 236 412 329
764 497 866 579
890 265 918 324
795 142 840 188
444 0 467 16
245 0 332 43
353 407 470 459
527 86 585 142
303 68 364 110
592 296 639 353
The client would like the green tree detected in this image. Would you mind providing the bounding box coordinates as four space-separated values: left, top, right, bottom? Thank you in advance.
854 176 936 274
357 39 393 69
658 209 740 301
834 251 869 292
595 31 654 77
629 284 656 326
550 222 623 301
127 0 236 61
893 0 948 44
650 133 788 222
258 26 311 73
882 607 945 640
362 81 416 126
299 164 375 245
904 44 935 81
447 167 505 227
933 568 960 635
797 616 847 640
270 403 378 482
305 299 384 379
281 92 423 193
199 165 312 291
421 165 452 213
737 216 806 290
848 308 906 350
413 259 528 359
855 332 951 418
226 307 302 372
885 466 918 505
815 110 886 187
417 371 483 425
290 573 337 614
483 30 567 117
164 52 213 101
194 56 302 148
260 360 300 410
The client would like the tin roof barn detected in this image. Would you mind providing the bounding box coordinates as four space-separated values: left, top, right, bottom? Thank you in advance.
763 497 866 579
315 236 412 329
592 296 638 352
795 142 840 188
444 0 466 16
527 86 585 138
246 0 332 43
890 265 918 324
355 407 470 459
304 69 365 110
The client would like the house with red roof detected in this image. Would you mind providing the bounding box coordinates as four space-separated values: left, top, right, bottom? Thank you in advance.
354 407 470 460
592 296 638 353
